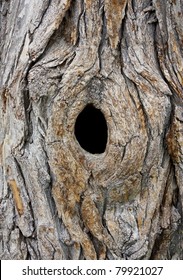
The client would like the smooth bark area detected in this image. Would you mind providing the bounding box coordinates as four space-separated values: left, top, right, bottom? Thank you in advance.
0 0 183 260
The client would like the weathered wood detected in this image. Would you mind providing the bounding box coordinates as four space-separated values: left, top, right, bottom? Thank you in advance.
0 0 182 260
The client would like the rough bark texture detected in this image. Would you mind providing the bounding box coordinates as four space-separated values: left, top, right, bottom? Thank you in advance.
0 0 183 260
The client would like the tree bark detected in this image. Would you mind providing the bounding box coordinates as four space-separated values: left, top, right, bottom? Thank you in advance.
0 0 183 260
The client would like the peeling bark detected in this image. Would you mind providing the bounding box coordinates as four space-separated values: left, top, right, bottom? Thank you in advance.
0 0 183 260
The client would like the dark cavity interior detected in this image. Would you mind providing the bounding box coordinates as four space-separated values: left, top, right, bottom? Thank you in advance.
74 104 108 154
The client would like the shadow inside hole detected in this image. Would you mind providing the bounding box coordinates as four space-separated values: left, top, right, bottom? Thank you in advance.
74 104 108 154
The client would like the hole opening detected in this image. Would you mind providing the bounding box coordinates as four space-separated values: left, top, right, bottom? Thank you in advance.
74 104 108 154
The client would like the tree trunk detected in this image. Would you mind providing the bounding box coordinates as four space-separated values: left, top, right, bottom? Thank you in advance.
0 0 183 260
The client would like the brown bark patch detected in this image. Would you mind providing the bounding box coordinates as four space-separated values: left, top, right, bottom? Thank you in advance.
166 124 181 163
105 0 127 48
8 179 24 215
1 88 8 114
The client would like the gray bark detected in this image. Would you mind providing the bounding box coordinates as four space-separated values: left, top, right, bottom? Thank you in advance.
0 0 183 260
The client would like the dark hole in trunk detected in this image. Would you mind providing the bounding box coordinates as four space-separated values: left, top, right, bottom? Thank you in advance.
74 104 108 154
